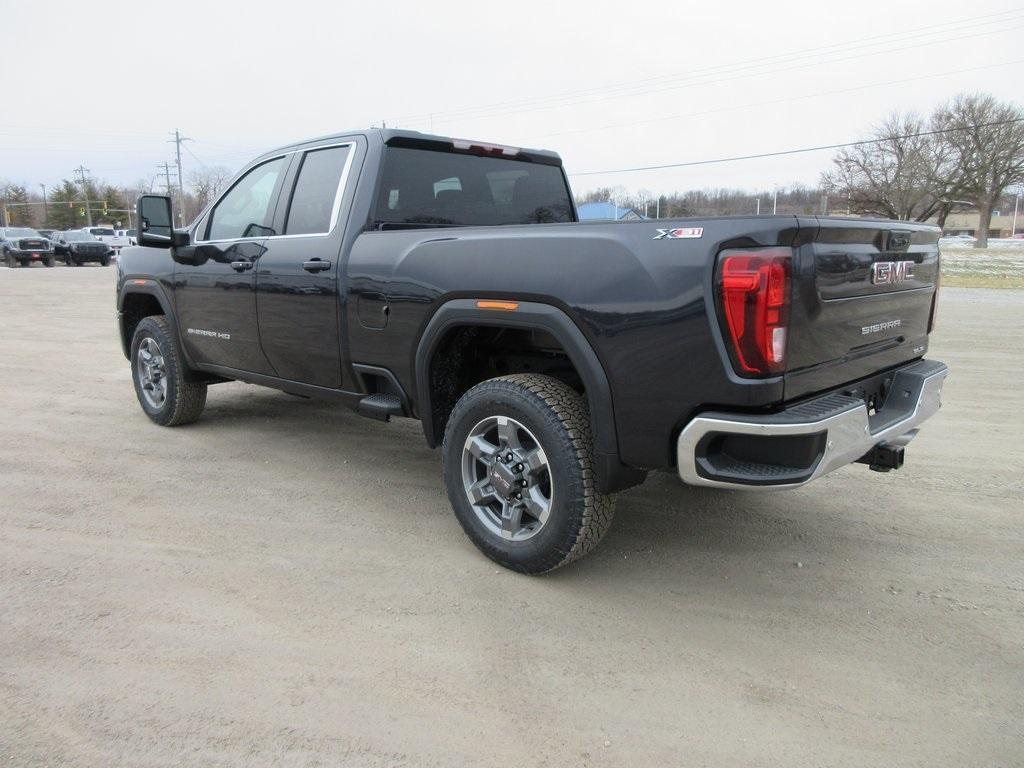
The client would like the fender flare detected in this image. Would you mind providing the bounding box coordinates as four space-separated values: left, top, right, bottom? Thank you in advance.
414 299 645 493
116 280 179 359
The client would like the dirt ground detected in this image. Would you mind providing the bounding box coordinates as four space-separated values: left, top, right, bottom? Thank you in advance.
1 266 1021 768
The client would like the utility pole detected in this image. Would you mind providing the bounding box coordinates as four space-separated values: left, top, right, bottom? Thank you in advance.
169 129 191 223
157 162 176 197
773 188 778 215
73 165 93 226
39 183 48 226
756 198 761 216
1012 183 1021 238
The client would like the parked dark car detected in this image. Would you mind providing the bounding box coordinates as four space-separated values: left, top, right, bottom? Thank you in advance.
116 128 947 573
1 227 55 267
52 230 113 266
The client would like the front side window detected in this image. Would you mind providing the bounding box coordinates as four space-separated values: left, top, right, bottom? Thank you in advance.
284 145 351 236
207 157 286 241
372 147 574 229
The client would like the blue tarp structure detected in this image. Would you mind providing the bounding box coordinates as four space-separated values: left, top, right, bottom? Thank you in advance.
577 202 645 221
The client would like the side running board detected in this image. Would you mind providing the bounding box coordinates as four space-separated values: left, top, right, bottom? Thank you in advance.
357 393 405 422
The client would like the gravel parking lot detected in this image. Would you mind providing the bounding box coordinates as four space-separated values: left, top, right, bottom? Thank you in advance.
1 266 1022 767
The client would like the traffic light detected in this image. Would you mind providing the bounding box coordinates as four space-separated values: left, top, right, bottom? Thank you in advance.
79 208 85 217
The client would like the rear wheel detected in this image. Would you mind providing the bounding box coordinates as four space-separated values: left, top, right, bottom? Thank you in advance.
130 316 207 426
442 374 615 574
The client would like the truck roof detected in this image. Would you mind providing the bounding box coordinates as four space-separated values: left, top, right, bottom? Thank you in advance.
267 128 563 166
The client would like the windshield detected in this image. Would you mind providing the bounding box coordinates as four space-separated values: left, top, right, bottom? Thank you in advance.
5 228 40 238
64 232 97 241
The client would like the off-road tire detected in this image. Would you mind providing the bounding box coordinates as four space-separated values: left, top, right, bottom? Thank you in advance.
100 254 111 267
44 255 55 267
130 316 207 426
4 251 16 268
442 373 615 574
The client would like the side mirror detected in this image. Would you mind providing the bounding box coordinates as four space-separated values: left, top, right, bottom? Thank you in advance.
137 195 174 248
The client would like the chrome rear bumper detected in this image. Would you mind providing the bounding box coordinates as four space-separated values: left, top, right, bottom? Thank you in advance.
676 359 948 490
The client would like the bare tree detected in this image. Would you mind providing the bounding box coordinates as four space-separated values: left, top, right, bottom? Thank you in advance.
188 166 232 215
821 112 952 222
933 93 1024 248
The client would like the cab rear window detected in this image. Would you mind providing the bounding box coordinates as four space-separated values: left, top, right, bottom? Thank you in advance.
373 147 573 229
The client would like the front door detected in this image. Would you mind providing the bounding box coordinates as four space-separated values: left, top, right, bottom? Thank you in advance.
174 156 289 375
255 144 354 388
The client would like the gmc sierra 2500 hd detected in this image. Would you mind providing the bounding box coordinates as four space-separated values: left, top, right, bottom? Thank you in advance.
117 129 947 574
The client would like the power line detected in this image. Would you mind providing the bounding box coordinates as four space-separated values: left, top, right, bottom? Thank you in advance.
568 117 1024 177
525 58 1024 143
386 10 1024 128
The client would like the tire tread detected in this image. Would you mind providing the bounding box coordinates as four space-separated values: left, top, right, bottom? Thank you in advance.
443 373 615 574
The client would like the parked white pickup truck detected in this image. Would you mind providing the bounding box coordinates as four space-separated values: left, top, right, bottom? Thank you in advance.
81 226 132 256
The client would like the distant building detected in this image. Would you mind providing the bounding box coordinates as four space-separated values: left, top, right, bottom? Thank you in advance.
577 202 646 221
939 211 1018 238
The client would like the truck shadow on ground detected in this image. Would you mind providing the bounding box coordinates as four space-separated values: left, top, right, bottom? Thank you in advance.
190 383 852 583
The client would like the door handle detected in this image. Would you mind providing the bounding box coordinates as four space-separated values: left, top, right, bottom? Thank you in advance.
303 259 332 272
230 260 253 271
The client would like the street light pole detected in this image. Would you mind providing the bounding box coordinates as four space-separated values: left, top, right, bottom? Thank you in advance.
773 188 778 215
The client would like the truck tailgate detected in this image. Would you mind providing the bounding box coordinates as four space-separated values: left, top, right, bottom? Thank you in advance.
785 217 939 401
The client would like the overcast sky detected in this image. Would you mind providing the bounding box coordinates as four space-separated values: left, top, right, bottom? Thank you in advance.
2 0 1021 199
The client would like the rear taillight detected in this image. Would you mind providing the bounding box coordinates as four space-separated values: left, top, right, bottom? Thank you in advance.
716 248 792 377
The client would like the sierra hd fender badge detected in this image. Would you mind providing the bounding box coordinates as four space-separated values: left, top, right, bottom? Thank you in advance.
187 327 231 340
653 227 703 240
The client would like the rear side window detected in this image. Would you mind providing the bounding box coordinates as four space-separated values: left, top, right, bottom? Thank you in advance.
373 147 573 229
285 145 351 235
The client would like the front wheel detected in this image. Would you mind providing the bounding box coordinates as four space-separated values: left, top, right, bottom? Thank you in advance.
442 374 615 574
4 251 16 268
100 254 111 267
130 316 207 426
45 255 55 268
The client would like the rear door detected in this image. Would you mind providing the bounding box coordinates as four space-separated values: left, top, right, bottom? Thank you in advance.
254 141 357 388
785 217 939 400
174 155 290 374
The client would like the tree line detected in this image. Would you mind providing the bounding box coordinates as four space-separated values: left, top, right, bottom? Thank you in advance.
581 93 1022 248
0 166 233 232
2 93 1020 248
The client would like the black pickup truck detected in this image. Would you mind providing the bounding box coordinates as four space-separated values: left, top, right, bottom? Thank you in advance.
117 129 947 573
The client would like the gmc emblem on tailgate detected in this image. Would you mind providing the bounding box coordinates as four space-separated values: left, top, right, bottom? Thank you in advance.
871 260 915 285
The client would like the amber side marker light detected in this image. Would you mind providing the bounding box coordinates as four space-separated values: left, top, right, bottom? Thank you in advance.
476 300 519 311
